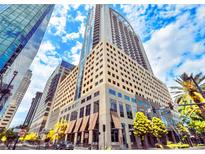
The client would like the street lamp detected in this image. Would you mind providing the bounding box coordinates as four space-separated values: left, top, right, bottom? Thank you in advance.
0 70 18 107
182 74 205 119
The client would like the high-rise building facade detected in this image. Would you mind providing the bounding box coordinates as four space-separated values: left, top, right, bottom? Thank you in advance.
24 92 43 128
0 4 54 128
0 4 54 74
29 61 74 133
0 69 32 128
47 5 176 149
75 5 152 100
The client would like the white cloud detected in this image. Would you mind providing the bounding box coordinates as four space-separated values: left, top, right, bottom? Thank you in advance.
175 55 205 76
64 41 82 65
70 41 82 54
62 32 80 43
76 11 86 22
142 8 205 86
61 11 86 43
196 5 205 21
48 5 70 36
70 4 81 10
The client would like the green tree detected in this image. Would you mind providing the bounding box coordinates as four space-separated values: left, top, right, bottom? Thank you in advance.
176 123 191 144
171 72 205 119
151 117 168 144
133 112 152 149
0 128 6 139
189 120 205 135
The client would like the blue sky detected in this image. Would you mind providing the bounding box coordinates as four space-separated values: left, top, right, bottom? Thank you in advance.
10 4 205 127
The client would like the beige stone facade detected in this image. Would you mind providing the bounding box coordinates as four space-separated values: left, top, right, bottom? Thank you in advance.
46 41 174 149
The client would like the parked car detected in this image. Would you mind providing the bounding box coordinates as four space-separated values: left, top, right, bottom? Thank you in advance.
65 142 74 150
53 141 74 150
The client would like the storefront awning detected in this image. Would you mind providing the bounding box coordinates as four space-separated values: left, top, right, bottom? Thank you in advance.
65 121 70 133
73 118 83 133
79 116 89 132
88 112 99 130
111 111 121 129
66 120 76 134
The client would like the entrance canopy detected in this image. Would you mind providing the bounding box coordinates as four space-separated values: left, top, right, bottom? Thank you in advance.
88 112 99 130
111 111 121 129
73 118 83 133
80 116 89 132
66 120 76 134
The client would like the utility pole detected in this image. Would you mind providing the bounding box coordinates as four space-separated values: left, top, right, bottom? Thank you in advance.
0 71 18 107
189 75 205 119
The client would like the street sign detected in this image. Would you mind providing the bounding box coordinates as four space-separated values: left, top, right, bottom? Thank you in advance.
18 129 27 137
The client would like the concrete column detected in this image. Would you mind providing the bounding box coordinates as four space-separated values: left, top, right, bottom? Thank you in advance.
88 130 93 144
124 125 131 149
118 129 123 149
81 132 84 144
64 134 68 142
98 85 111 150
74 133 78 145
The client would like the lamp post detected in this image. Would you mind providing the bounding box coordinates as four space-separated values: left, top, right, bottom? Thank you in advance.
185 75 205 119
0 71 18 107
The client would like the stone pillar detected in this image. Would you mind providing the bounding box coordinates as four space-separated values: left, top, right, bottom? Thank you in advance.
64 134 68 142
124 125 131 149
74 133 78 145
81 132 84 144
88 130 93 144
118 129 123 149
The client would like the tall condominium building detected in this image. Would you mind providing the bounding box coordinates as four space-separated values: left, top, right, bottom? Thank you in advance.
0 69 32 128
0 4 54 127
29 61 74 133
48 5 176 149
75 5 152 100
24 92 43 128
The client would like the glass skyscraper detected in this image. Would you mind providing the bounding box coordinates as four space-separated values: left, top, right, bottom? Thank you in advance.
0 4 54 74
0 4 54 129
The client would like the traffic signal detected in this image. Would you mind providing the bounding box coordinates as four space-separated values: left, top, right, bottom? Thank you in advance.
103 124 106 132
152 107 156 113
168 102 174 110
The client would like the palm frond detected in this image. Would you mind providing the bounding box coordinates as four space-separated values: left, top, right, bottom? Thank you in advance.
170 86 183 90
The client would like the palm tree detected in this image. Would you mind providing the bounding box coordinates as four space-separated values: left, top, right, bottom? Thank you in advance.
171 72 205 119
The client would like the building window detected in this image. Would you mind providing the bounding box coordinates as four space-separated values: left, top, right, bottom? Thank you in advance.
126 104 133 119
118 92 122 98
66 114 70 121
94 91 100 97
87 95 92 101
124 95 130 101
86 104 91 116
108 89 116 96
81 99 85 104
131 98 136 103
110 98 117 112
94 100 99 113
79 107 84 118
119 104 124 117
70 111 78 121
111 122 119 142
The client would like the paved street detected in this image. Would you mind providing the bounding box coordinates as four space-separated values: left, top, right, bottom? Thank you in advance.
1 144 205 150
